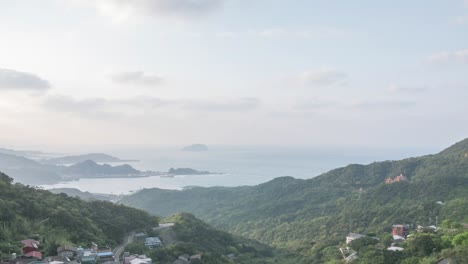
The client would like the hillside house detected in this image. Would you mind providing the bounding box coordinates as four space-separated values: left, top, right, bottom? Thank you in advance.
134 233 147 242
385 173 408 184
57 246 77 258
392 224 410 238
144 237 162 249
393 235 406 242
21 240 42 260
80 255 97 264
130 257 152 264
125 255 152 264
394 173 407 182
346 233 365 245
21 240 40 255
23 252 42 260
387 246 404 252
96 252 114 263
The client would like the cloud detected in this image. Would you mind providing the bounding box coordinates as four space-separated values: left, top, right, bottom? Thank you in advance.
258 27 349 39
386 84 428 94
349 100 415 109
43 95 260 119
183 97 260 111
72 0 225 21
293 98 414 112
45 95 109 112
110 71 164 86
295 99 337 110
43 95 119 120
215 31 238 38
455 15 468 24
427 49 468 64
298 69 346 87
0 68 50 91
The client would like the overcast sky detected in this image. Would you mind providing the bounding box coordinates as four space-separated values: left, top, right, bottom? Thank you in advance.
0 0 467 149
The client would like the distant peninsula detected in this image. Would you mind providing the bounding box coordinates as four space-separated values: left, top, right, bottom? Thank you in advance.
61 160 138 176
168 168 212 175
41 153 138 165
181 144 208 152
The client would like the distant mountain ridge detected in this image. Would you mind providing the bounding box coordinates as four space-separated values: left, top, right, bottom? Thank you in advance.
0 152 146 184
48 188 120 201
0 147 45 158
41 153 138 165
0 152 62 184
62 160 140 177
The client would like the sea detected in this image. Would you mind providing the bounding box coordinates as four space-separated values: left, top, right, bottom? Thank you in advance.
40 145 438 195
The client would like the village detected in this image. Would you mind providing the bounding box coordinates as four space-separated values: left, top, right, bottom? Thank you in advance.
0 223 205 264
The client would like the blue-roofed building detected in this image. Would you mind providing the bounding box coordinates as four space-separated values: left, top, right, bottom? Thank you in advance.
80 255 97 264
96 252 114 263
144 237 162 249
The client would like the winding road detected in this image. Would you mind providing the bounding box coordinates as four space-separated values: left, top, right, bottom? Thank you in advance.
113 232 135 263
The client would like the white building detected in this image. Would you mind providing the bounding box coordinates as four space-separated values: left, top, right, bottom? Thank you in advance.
346 233 365 245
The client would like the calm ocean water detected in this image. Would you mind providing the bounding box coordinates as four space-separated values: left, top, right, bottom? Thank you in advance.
40 145 437 194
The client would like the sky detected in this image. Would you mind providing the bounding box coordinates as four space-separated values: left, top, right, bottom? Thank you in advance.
0 0 468 150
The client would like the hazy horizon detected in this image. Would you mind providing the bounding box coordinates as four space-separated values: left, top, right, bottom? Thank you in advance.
1 0 468 148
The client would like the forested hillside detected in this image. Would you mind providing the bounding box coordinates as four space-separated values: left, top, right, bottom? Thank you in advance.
125 213 302 264
0 173 158 258
120 138 468 262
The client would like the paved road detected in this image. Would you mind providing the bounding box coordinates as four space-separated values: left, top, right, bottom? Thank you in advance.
113 232 135 263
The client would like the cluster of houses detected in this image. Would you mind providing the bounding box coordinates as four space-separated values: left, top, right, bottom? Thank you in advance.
385 173 408 184
1 239 116 264
341 222 439 262
2 223 208 264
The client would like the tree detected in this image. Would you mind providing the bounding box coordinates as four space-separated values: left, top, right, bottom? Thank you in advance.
381 233 393 247
452 232 468 247
407 235 437 257
348 237 378 252
321 246 342 262
125 242 148 255
442 245 468 263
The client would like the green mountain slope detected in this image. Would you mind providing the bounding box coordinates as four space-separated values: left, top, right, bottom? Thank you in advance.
0 172 158 258
120 138 468 250
126 213 300 264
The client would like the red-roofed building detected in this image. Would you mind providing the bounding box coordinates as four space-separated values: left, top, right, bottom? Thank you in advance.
21 239 40 254
21 239 42 259
385 174 408 184
392 224 410 238
24 251 42 259
394 173 407 182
